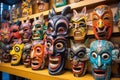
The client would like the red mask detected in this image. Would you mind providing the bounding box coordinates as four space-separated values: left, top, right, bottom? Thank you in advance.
92 5 113 40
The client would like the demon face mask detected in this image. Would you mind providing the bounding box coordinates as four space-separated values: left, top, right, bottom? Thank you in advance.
30 43 45 70
10 43 24 66
92 5 113 40
32 14 45 40
46 6 71 75
69 40 89 77
88 40 119 80
22 43 31 67
70 7 87 41
20 20 31 43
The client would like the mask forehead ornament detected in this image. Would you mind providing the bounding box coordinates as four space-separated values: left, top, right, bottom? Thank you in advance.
89 40 119 80
92 5 113 40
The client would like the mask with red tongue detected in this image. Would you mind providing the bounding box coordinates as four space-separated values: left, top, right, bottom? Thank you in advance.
92 5 113 40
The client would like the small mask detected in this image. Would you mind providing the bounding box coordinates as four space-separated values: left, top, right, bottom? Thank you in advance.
30 43 45 70
37 0 49 12
22 43 31 67
70 7 87 41
46 36 67 75
10 7 19 20
20 20 31 43
32 14 45 40
54 0 67 7
69 40 89 77
92 5 113 40
88 40 119 80
10 43 24 66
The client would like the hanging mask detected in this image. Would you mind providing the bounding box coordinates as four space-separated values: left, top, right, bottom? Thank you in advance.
88 40 119 80
20 20 31 43
10 43 24 66
37 0 49 12
30 43 45 70
69 40 89 77
32 14 45 40
70 7 87 41
92 5 113 40
22 43 31 67
0 22 11 43
46 36 67 75
54 0 67 7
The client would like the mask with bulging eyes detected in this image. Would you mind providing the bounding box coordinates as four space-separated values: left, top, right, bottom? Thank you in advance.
88 40 119 80
70 7 87 41
92 5 113 40
30 44 45 70
69 40 89 77
10 43 24 66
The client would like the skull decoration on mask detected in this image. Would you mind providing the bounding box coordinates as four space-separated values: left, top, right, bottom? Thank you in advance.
10 43 24 66
20 20 31 43
69 40 89 77
88 40 119 80
70 7 87 42
32 14 45 40
46 6 71 75
92 5 113 40
30 43 45 70
22 43 31 67
54 0 67 7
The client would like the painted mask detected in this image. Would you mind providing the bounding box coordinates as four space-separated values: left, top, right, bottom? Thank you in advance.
70 7 87 41
89 40 119 80
54 0 67 7
0 22 11 43
30 43 45 70
69 40 89 77
10 24 21 43
92 5 113 40
46 36 67 75
37 0 49 12
22 43 31 67
10 7 18 20
10 43 24 66
20 20 31 43
32 14 45 40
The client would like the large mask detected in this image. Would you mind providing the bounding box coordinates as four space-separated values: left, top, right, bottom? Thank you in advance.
70 7 87 41
92 5 113 40
88 40 119 80
10 43 24 66
32 14 45 40
54 0 67 7
30 43 45 70
46 6 71 75
20 20 31 43
22 43 31 67
10 23 21 43
69 40 89 77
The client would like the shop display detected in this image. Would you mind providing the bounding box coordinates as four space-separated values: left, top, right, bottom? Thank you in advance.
46 6 71 75
54 0 67 7
70 7 87 42
92 5 113 40
21 0 32 17
69 40 89 77
88 40 119 80
10 43 24 66
37 0 49 12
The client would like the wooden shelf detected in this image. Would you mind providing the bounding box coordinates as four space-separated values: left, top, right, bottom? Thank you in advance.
0 62 120 80
14 0 106 22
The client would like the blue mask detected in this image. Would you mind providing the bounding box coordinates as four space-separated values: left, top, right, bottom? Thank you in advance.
89 40 119 80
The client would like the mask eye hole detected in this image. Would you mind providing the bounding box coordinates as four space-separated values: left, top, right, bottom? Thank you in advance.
48 27 53 33
47 42 52 48
58 27 65 33
93 15 98 21
78 52 85 58
55 42 63 50
70 51 74 58
14 46 20 52
92 52 97 59
24 28 28 31
36 47 41 53
102 53 109 60
103 16 109 20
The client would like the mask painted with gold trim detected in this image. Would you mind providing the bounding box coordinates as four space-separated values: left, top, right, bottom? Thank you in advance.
70 7 87 41
92 5 113 40
10 43 24 66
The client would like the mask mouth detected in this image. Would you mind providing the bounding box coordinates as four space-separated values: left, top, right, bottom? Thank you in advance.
49 56 61 70
12 56 17 61
32 34 40 39
74 31 84 40
23 59 31 65
93 69 106 77
31 60 39 66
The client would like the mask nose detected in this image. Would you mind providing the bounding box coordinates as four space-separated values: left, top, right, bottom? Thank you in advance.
97 56 103 68
98 19 104 28
72 56 79 65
